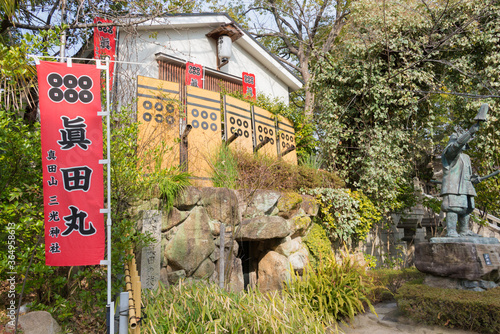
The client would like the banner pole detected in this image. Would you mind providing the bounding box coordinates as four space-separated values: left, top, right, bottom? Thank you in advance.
105 57 114 334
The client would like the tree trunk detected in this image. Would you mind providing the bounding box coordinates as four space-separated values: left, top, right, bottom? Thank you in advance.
301 58 315 118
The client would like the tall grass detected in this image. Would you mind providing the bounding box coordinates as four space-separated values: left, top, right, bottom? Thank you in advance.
299 152 324 170
211 144 239 188
285 253 375 322
142 282 328 333
156 167 191 213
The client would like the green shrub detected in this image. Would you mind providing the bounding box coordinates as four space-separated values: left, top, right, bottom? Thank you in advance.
284 253 375 322
368 267 425 302
396 283 500 333
303 222 333 269
304 188 381 244
233 150 343 191
142 281 327 333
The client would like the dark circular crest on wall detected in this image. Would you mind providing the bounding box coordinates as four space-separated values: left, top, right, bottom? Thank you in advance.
155 102 163 112
155 114 163 123
166 104 175 113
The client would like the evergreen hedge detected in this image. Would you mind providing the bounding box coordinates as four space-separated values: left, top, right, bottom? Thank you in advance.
396 283 500 333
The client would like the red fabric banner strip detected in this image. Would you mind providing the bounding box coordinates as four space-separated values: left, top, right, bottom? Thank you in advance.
185 62 204 89
242 72 256 100
37 61 104 266
94 17 116 90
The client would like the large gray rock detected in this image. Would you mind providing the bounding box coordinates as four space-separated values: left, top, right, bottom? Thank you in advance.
237 190 281 218
167 269 186 284
161 207 189 232
258 251 290 292
275 237 301 257
288 245 309 272
192 258 215 279
415 241 500 281
18 311 61 334
200 187 240 225
174 186 201 209
164 206 215 275
237 216 292 241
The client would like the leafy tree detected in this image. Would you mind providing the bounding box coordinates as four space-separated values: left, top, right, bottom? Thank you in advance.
313 0 500 213
240 0 351 116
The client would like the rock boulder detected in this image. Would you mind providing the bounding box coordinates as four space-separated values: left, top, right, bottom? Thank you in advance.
237 216 291 241
164 206 215 275
17 311 62 334
258 251 290 292
415 241 500 281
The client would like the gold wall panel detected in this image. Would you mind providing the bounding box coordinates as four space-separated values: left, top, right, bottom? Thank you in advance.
137 76 180 173
277 115 298 165
186 86 222 187
224 96 253 154
252 106 277 158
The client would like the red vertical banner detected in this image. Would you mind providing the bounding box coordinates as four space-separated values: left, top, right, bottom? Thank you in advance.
185 62 204 88
37 61 104 266
94 18 116 89
242 72 256 100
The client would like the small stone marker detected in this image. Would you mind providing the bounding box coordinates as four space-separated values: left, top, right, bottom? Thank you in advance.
140 210 162 290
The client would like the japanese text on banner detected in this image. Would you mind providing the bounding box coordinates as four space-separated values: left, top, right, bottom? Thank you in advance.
37 61 104 266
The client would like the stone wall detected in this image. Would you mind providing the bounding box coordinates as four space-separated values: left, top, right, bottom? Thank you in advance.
135 187 318 292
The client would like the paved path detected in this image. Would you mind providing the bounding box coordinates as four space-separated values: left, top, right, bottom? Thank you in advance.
338 302 478 334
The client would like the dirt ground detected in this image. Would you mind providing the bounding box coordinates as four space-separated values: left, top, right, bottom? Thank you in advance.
339 302 479 334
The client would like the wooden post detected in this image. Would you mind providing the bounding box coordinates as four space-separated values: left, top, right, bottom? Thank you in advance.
219 223 225 289
279 145 296 158
254 136 271 153
180 124 192 171
225 132 239 145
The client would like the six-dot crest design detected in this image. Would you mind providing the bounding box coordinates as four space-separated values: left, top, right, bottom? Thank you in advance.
191 108 219 132
47 73 94 104
142 100 176 125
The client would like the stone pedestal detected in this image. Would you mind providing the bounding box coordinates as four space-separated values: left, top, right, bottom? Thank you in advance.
415 238 500 283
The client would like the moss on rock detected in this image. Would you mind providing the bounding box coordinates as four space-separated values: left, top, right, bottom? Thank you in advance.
277 192 303 218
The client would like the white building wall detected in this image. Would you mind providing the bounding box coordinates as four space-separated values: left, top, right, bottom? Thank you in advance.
116 26 290 105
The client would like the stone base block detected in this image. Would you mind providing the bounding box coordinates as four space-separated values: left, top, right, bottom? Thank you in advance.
415 242 500 281
430 236 499 244
424 275 499 291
